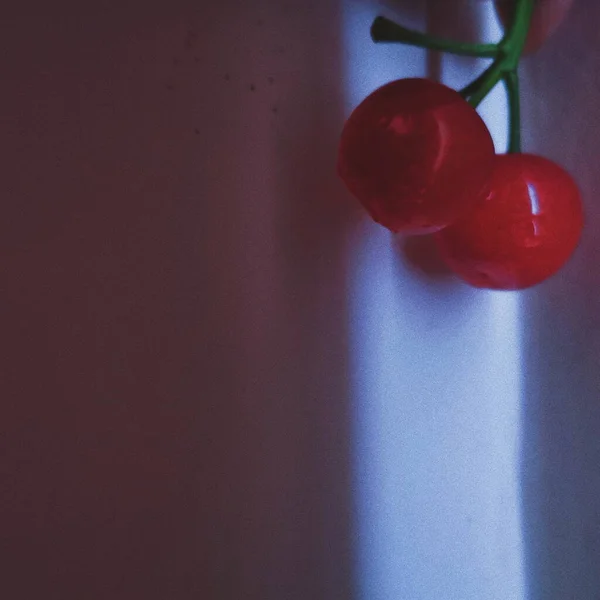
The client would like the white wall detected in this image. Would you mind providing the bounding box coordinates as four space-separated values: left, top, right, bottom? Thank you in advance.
345 2 524 599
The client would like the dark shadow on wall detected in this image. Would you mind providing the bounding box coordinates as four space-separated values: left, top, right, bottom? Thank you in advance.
518 2 600 599
188 1 357 599
265 8 356 597
0 1 355 599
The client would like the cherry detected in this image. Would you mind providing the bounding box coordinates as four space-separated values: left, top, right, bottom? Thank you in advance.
495 0 575 55
337 78 495 234
435 153 583 290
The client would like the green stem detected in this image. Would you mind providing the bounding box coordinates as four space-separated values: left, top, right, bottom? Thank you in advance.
464 0 534 118
370 1 535 152
499 0 536 67
504 71 521 153
370 16 498 59
466 61 505 108
459 61 499 100
494 0 533 152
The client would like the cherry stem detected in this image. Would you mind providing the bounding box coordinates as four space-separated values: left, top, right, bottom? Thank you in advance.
461 60 505 108
370 0 534 153
500 0 536 68
459 65 493 99
504 71 521 153
370 16 498 59
461 0 534 151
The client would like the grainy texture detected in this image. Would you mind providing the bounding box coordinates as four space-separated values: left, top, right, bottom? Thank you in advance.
0 1 353 599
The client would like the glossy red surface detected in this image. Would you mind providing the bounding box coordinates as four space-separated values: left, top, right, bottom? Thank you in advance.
337 78 495 234
495 0 575 55
435 153 583 290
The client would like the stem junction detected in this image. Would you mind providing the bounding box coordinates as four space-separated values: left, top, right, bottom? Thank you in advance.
370 0 535 153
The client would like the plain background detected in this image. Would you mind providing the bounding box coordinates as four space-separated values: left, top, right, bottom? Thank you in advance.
0 1 597 599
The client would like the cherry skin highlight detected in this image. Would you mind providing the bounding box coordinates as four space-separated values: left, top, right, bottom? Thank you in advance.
338 78 495 234
435 153 583 290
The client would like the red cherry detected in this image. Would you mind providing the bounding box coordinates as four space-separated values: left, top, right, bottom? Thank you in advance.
338 78 495 234
495 0 575 55
435 153 583 290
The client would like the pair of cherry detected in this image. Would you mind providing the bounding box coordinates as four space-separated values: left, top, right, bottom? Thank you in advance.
338 1 582 291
